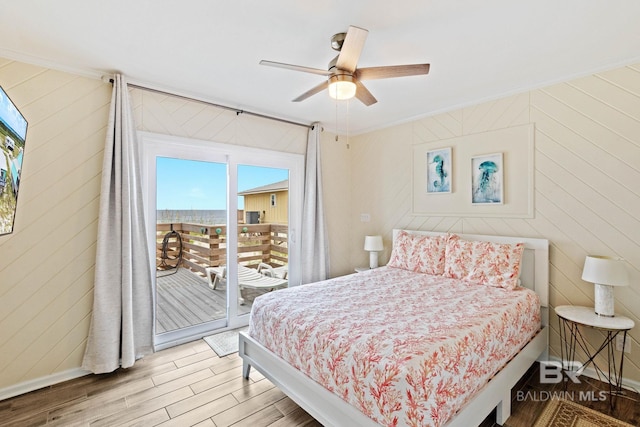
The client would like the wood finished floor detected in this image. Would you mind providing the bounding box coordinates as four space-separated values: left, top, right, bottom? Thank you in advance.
480 363 640 427
1 337 639 426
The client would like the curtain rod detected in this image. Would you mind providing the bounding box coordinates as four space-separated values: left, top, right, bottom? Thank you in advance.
114 79 313 130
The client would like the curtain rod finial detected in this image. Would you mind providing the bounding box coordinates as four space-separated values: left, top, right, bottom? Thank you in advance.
101 75 114 84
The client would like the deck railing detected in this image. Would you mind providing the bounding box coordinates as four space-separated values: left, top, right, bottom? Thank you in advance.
156 222 288 276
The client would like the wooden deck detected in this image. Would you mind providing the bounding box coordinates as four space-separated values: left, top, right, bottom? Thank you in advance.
155 268 253 334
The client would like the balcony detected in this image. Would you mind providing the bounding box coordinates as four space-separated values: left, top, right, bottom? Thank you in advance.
155 222 288 334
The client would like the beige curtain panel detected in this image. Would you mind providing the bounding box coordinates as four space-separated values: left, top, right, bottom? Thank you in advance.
300 123 329 284
82 74 154 374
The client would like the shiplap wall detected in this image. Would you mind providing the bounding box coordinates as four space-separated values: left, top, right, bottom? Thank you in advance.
344 64 640 383
0 59 111 391
320 130 352 276
1 53 638 393
129 89 307 154
0 59 307 395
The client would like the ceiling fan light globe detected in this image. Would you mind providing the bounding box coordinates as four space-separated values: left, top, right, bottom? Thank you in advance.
328 75 356 100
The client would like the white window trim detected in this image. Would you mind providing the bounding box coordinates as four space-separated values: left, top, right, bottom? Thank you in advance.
138 131 304 340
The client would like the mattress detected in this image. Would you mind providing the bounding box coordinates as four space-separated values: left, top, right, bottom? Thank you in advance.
248 266 541 427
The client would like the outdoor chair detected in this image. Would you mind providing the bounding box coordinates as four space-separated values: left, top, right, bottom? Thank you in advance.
205 264 288 304
257 262 288 279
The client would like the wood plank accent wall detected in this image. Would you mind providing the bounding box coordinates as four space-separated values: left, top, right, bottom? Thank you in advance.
0 59 307 396
129 89 307 155
343 64 640 384
1 53 637 396
0 59 111 391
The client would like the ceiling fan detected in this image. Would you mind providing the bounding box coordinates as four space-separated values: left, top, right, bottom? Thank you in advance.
260 25 430 106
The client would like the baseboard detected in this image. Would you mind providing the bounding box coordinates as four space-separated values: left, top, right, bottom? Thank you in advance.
547 355 640 394
0 367 90 401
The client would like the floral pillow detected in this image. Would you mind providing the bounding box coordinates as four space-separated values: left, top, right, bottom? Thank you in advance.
443 235 524 290
387 231 416 270
412 234 448 275
387 231 448 275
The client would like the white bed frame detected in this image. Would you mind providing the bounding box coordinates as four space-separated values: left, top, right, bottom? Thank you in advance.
239 230 549 426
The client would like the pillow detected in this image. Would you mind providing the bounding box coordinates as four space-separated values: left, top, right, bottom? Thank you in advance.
412 233 448 275
387 231 448 275
443 235 524 290
387 230 415 271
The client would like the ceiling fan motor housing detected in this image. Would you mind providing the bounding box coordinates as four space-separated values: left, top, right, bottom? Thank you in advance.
328 55 340 71
329 73 355 85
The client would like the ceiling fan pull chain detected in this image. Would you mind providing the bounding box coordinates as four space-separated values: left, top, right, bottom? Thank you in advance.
346 100 350 149
335 98 339 142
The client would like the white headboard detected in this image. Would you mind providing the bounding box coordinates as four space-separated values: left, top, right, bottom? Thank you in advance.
392 230 550 324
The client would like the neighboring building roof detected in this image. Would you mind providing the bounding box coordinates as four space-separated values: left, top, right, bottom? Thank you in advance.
238 179 288 196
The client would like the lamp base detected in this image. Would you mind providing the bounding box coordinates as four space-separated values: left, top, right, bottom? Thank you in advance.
369 251 379 269
594 283 615 317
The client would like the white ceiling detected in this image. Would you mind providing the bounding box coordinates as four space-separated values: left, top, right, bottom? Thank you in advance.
1 1 640 134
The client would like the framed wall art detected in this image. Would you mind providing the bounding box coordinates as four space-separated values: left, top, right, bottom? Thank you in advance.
426 147 452 193
412 123 534 218
0 85 28 236
471 152 503 204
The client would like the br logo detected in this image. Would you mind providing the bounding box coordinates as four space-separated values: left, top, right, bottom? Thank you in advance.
540 361 583 384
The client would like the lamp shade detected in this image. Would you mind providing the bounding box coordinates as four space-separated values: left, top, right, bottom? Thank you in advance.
581 255 628 287
364 235 384 252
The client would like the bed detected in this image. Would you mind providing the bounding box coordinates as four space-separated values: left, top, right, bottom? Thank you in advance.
239 230 549 426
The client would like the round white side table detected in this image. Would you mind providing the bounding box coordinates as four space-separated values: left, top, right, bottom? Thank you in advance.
555 305 634 408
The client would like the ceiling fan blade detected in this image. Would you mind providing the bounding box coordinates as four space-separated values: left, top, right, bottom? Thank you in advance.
355 80 377 106
260 60 331 76
335 26 368 73
292 80 329 102
356 64 430 80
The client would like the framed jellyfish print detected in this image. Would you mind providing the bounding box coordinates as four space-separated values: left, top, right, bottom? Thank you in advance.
471 153 503 204
426 147 451 193
412 123 533 218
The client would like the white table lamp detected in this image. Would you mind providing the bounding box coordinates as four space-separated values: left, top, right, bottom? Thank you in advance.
581 255 628 317
364 235 384 269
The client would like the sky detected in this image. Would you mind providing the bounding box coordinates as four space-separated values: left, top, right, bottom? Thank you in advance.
0 87 27 140
156 157 289 210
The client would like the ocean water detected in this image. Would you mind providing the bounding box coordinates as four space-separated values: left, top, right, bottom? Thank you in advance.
156 209 227 225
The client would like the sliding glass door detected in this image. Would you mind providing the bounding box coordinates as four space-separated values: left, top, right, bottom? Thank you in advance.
140 132 303 349
155 157 228 335
236 165 290 312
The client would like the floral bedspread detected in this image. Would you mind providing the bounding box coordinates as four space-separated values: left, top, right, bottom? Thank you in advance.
248 266 541 427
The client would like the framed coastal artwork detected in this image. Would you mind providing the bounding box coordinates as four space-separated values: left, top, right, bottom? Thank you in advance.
0 85 28 236
471 152 503 204
412 123 534 218
426 147 451 193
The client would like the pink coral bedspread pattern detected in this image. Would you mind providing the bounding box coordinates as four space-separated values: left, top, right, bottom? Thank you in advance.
248 266 541 427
